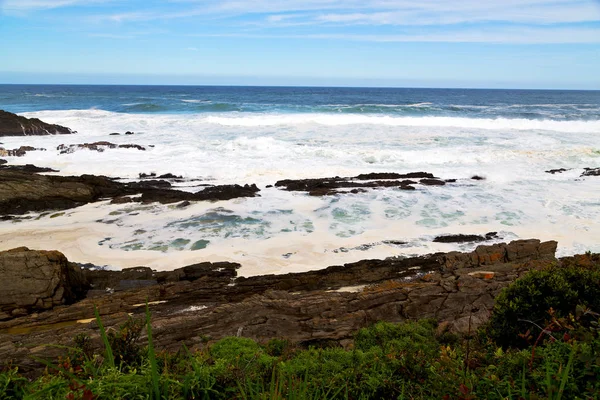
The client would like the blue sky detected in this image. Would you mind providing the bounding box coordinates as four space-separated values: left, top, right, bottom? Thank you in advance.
1 0 600 88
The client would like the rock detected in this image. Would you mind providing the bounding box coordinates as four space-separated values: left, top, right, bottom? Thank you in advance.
0 164 58 173
118 144 145 151
471 175 485 180
354 172 434 180
433 232 498 243
0 239 565 374
0 168 260 215
109 132 120 136
0 110 74 137
57 142 146 154
581 168 600 177
0 248 88 320
546 168 569 174
0 146 46 157
125 131 134 135
275 172 452 196
0 159 6 165
139 172 183 180
419 178 445 186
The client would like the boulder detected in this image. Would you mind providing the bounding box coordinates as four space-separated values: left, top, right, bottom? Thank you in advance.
0 248 88 320
0 110 74 137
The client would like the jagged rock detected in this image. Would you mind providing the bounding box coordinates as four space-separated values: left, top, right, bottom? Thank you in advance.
546 168 569 174
0 110 74 137
275 172 452 196
354 172 434 180
581 168 600 177
433 232 498 243
0 159 7 165
0 167 260 215
0 248 88 320
0 164 58 173
0 146 45 157
57 142 146 154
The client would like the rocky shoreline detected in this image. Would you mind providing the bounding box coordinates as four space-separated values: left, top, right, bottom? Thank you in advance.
0 238 574 375
1 110 599 378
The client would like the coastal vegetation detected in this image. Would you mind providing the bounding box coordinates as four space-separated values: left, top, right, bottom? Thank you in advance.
1 257 599 399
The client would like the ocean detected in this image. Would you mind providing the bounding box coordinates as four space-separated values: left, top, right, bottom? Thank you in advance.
0 85 599 275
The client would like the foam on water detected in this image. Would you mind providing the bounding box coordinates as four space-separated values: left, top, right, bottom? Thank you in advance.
0 107 599 274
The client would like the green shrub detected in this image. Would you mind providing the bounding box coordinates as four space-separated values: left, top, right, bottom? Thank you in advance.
488 263 600 347
107 317 145 367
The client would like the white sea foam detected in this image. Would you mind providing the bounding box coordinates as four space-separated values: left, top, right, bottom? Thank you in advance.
0 109 598 273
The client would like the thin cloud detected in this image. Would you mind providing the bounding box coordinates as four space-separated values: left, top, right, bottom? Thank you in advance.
190 26 600 44
1 0 112 12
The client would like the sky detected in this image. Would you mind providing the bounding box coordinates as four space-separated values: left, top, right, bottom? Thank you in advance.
1 0 600 89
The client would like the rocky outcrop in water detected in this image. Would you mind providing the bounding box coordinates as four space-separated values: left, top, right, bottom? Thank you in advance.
581 167 600 177
274 172 457 195
57 142 146 154
0 166 260 215
0 110 74 137
433 232 498 243
0 145 46 157
0 239 563 374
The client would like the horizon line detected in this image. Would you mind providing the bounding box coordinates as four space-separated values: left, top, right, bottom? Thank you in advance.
1 82 599 92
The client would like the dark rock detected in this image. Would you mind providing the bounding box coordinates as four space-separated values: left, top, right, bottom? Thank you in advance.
355 172 435 180
581 168 600 177
546 168 569 174
158 173 183 179
420 179 446 186
125 131 134 135
275 172 451 196
118 144 145 151
0 110 74 137
57 142 146 154
433 232 498 243
0 159 7 165
109 132 120 136
0 164 58 173
176 201 191 208
0 168 259 215
471 175 485 180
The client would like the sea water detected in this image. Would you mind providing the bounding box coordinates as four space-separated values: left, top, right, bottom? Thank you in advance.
0 85 599 275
